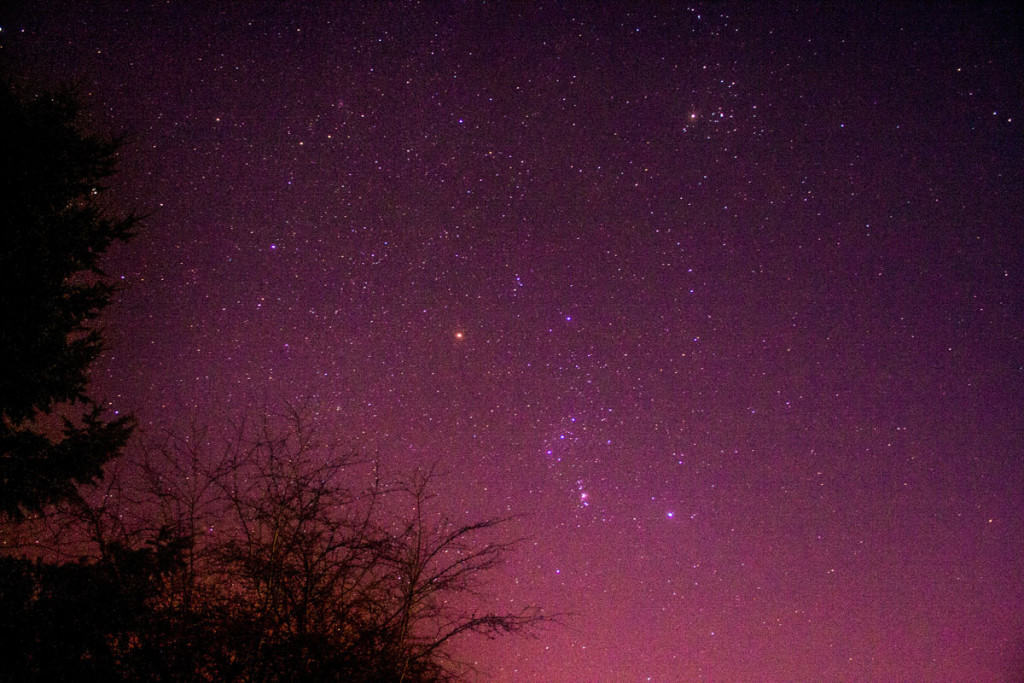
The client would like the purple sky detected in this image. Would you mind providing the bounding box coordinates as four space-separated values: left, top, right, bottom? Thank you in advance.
5 2 1023 679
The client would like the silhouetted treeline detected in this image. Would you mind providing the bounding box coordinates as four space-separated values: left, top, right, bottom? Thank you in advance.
0 82 544 682
0 80 137 519
5 412 543 681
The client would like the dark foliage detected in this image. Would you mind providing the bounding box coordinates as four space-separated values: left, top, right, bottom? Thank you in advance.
5 414 547 681
0 530 186 682
0 81 138 518
0 79 544 680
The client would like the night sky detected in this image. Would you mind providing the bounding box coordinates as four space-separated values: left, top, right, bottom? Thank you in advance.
5 2 1024 679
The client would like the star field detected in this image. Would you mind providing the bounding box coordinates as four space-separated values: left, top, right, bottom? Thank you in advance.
4 2 1023 679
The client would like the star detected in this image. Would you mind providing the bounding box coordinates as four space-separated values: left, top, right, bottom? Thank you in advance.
17 3 1020 680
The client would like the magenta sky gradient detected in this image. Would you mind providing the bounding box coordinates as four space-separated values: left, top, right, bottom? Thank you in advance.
5 3 1022 679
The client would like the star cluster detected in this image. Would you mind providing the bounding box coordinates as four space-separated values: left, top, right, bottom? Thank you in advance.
5 3 1023 679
